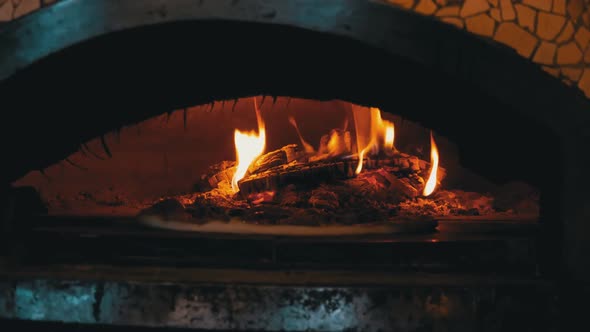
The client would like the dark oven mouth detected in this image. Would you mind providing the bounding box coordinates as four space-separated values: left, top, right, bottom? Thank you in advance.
9 95 541 274
0 9 571 277
7 90 543 275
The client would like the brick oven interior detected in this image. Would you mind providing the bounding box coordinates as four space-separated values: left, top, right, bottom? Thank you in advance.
1 0 590 331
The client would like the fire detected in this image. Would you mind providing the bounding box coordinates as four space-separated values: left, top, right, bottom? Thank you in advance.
384 124 395 151
352 106 395 174
290 117 352 162
422 131 439 196
288 116 315 154
325 129 351 157
380 120 395 152
355 147 369 174
231 98 266 192
230 100 436 196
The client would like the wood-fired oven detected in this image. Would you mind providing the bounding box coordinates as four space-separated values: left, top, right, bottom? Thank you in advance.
1 0 590 331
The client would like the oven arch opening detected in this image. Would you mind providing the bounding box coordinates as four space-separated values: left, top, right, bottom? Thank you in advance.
0 1 589 280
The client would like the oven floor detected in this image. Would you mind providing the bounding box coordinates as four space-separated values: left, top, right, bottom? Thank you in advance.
9 215 540 273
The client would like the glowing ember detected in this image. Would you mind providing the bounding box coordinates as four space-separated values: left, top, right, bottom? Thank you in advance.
231 98 266 192
422 131 439 196
352 107 395 174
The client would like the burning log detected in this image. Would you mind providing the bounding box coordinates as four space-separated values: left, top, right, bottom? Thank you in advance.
282 144 305 163
203 145 303 191
370 153 447 182
236 145 446 196
208 167 236 190
345 168 421 204
238 159 357 195
248 144 303 175
248 148 287 174
203 161 236 190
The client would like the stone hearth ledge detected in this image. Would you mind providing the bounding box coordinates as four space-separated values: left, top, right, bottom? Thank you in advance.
0 268 557 331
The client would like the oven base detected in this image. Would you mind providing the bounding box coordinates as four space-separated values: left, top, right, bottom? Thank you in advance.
0 267 560 332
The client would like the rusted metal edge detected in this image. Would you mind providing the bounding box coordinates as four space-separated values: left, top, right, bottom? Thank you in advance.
0 264 551 287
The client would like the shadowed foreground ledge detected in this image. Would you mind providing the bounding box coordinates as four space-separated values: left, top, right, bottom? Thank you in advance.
0 270 559 331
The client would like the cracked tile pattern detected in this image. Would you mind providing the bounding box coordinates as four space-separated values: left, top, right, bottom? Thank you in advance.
385 0 590 97
0 0 589 98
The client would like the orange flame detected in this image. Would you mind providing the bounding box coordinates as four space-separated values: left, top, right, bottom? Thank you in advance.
384 124 395 151
422 131 439 196
352 107 395 174
288 116 315 154
231 98 266 192
355 147 370 174
325 129 351 157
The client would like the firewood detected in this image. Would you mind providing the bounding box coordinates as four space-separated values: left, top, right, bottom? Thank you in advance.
248 144 305 175
238 159 356 195
344 168 419 204
281 144 305 163
238 151 445 196
208 166 237 189
203 160 235 189
248 149 287 175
